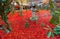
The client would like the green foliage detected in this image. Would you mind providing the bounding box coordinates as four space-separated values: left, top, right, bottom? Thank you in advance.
41 22 45 27
49 0 60 25
0 0 11 13
0 0 12 33
54 26 60 35
0 0 11 22
51 32 54 38
47 30 54 38
30 16 38 21
50 9 60 25
25 22 29 28
47 26 60 38
47 25 60 38
47 31 52 38
49 0 55 10
5 6 11 13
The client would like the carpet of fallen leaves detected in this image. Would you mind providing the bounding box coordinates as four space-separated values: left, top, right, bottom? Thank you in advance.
0 10 60 39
